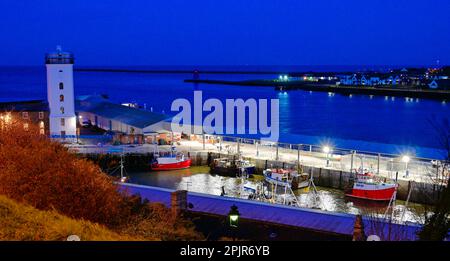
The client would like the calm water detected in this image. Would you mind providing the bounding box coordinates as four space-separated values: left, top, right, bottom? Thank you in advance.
127 167 427 224
0 66 449 158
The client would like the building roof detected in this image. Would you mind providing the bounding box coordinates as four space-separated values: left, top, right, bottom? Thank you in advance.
0 100 48 112
75 95 170 129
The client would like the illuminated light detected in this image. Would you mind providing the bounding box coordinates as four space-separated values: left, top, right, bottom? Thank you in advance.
323 146 331 154
402 155 410 163
228 205 240 228
79 115 83 119
279 75 283 80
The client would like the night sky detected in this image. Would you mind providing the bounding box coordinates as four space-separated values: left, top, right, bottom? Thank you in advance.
0 0 449 66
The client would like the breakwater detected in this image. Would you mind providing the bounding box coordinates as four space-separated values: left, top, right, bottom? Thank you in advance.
184 79 450 100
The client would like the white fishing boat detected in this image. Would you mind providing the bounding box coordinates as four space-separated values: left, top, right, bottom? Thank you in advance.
263 168 309 189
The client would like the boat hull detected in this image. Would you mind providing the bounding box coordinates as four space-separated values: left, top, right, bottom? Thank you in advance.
345 184 396 201
210 166 255 177
151 159 191 171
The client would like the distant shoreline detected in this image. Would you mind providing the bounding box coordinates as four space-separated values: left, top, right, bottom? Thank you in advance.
184 79 450 101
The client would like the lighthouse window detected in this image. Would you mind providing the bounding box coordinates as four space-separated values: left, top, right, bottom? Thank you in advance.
60 106 65 114
60 95 64 102
60 118 65 126
59 82 64 90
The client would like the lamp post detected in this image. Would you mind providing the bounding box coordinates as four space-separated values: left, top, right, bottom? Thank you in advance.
402 155 410 178
228 205 240 241
323 146 331 167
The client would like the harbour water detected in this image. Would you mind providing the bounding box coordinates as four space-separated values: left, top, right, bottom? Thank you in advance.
127 166 428 224
1 66 449 159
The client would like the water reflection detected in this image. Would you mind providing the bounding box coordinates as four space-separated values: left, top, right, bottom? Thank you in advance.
127 167 427 224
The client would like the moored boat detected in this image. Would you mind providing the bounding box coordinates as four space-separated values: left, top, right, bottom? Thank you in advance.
263 168 309 189
151 153 191 171
345 169 396 201
210 157 255 177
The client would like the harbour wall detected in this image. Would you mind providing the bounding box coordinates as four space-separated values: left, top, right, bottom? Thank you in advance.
80 151 442 205
119 183 422 241
184 79 450 101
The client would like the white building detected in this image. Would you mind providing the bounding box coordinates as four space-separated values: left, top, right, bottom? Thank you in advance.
45 46 77 140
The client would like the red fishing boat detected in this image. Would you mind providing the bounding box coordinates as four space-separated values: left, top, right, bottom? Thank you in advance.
151 146 191 171
151 153 191 170
345 169 397 201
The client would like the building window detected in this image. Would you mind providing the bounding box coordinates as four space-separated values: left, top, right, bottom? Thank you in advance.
59 70 63 73
61 131 66 139
22 112 29 119
59 82 64 90
60 94 64 102
38 111 44 119
23 123 29 130
40 129 45 135
39 121 44 128
60 107 64 114
61 118 65 126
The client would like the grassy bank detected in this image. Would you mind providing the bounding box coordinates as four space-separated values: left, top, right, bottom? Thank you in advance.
0 195 142 241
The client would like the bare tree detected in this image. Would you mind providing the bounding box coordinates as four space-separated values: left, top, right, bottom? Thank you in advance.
418 117 450 240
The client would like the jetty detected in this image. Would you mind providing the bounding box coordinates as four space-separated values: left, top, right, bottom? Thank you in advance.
184 79 450 100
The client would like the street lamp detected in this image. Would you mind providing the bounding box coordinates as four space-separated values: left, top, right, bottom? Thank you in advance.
402 155 410 178
323 146 332 167
228 205 240 228
228 205 240 241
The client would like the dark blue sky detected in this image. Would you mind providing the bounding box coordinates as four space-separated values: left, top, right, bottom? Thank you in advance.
1 0 449 66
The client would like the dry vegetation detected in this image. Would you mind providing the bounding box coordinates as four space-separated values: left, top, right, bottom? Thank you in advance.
0 195 141 241
0 120 203 240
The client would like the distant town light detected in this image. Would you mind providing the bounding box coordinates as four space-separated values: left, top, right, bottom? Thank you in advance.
323 146 331 154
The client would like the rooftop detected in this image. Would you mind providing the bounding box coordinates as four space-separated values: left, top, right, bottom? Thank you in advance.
76 95 170 129
0 100 48 112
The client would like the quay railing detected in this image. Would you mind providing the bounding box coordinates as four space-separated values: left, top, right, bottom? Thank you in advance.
64 133 449 184
200 135 449 184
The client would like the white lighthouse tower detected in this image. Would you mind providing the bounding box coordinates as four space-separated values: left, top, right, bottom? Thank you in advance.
45 46 77 140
